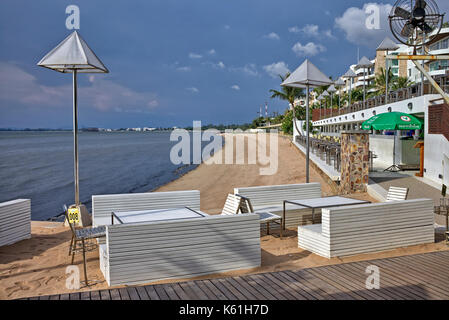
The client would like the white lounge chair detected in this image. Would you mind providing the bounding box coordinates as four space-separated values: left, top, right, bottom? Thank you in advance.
222 194 282 238
386 186 409 202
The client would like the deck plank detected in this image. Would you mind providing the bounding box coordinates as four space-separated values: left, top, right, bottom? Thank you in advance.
135 286 150 300
25 250 449 300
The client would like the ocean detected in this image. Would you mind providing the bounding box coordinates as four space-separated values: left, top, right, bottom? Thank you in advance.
0 131 212 220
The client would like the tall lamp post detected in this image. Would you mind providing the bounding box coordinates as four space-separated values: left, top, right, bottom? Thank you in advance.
38 31 109 224
335 78 345 115
357 56 374 109
281 59 333 183
321 90 330 118
342 68 357 110
327 84 337 117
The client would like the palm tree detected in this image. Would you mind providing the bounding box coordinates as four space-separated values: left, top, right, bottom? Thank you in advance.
372 67 394 95
269 72 305 135
391 76 413 91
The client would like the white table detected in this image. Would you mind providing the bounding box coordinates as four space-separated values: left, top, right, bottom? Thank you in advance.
111 207 208 225
283 196 371 228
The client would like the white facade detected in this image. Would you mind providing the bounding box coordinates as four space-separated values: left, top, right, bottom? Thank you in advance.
311 93 449 187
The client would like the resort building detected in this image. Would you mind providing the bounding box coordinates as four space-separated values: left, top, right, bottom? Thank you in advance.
294 29 449 188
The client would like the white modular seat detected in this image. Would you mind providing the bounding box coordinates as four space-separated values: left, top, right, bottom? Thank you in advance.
92 190 200 227
234 183 322 229
0 199 31 247
100 213 261 286
298 199 435 258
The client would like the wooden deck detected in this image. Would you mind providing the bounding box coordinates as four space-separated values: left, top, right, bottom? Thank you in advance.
26 251 449 300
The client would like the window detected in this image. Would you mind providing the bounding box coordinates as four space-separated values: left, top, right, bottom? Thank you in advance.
392 59 399 66
429 37 449 51
429 60 449 71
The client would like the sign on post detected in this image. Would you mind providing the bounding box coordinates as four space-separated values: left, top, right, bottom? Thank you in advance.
68 206 80 224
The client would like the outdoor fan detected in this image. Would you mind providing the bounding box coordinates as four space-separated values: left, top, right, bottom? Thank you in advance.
389 0 444 50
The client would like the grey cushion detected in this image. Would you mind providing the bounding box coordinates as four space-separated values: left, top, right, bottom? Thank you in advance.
75 226 106 239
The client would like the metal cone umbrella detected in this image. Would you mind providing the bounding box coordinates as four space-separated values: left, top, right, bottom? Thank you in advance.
37 31 109 207
281 59 333 182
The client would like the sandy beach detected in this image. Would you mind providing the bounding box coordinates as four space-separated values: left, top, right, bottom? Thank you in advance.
1 133 447 300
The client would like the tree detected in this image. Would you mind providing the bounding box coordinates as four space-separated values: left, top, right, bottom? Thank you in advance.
391 76 413 91
372 67 394 95
269 72 305 135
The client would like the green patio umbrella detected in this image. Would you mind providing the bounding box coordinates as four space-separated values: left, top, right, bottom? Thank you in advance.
362 112 423 172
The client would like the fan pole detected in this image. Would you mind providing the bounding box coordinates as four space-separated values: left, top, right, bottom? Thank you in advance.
306 84 310 183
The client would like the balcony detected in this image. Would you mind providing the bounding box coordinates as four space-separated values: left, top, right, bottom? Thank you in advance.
316 74 449 121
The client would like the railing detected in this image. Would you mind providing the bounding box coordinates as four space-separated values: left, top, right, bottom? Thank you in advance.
317 74 449 121
295 135 377 173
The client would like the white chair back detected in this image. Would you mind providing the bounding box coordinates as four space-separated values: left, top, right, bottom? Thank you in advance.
221 194 242 215
386 186 408 202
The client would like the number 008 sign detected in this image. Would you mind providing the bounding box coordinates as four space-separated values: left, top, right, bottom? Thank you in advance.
68 206 80 224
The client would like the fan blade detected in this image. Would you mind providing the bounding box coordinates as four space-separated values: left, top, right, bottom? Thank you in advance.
395 7 411 19
401 22 414 37
414 0 427 10
419 22 433 33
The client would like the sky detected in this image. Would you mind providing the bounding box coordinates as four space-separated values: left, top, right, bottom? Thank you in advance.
1 0 448 129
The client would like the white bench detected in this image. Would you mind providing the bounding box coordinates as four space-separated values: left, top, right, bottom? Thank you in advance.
234 183 321 229
100 214 261 286
0 199 31 247
298 199 435 258
92 190 200 227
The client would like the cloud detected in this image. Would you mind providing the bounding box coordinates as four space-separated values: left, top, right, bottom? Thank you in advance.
289 24 336 40
335 3 393 48
263 61 289 78
186 87 199 93
202 61 225 69
176 66 191 72
301 24 320 37
292 42 326 57
230 63 259 76
0 62 159 112
288 26 301 33
189 53 203 59
230 85 240 91
216 61 225 69
208 49 216 55
263 32 280 40
324 29 336 39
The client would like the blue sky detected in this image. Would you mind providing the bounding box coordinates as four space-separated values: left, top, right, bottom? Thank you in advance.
1 0 448 129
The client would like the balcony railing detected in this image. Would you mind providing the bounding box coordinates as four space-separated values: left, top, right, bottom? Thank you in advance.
317 74 449 121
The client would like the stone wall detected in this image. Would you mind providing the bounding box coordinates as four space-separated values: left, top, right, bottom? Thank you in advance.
340 131 370 194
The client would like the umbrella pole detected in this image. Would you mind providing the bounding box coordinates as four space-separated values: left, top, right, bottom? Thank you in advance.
385 51 389 104
384 130 401 172
73 70 80 205
306 84 310 183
